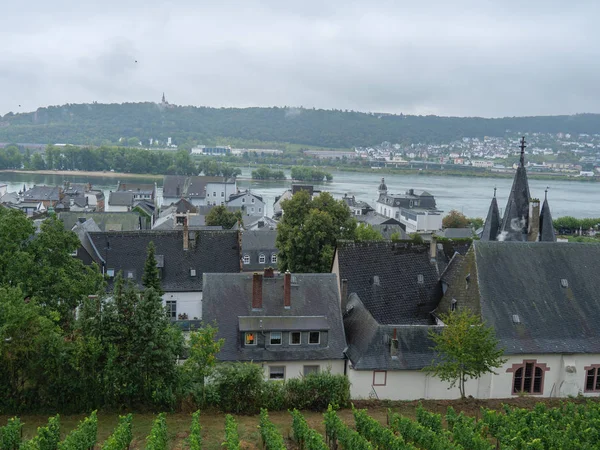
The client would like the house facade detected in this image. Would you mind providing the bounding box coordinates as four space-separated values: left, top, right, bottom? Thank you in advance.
375 178 442 233
241 230 278 271
162 175 237 207
227 190 266 216
116 181 157 204
202 271 346 380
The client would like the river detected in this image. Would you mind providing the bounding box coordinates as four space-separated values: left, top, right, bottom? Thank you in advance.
1 169 599 219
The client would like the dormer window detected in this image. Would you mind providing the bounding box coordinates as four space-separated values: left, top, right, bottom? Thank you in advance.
417 274 424 284
270 332 282 345
309 331 320 345
560 279 568 288
106 269 115 278
271 254 277 264
245 332 256 345
126 270 134 279
190 268 196 277
243 254 250 264
259 254 266 264
290 331 301 345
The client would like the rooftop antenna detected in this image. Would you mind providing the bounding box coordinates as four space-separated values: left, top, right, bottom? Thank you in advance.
519 136 526 167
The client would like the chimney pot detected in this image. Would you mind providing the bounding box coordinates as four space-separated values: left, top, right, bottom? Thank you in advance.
252 273 263 309
284 271 291 308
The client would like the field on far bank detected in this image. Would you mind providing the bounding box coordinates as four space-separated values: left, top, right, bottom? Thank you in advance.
3 397 596 450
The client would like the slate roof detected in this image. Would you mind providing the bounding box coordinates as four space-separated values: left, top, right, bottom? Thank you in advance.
481 196 501 241
108 191 134 206
202 273 346 362
59 212 143 231
85 230 241 292
438 228 474 239
117 182 155 195
356 211 404 228
241 230 278 271
229 191 263 202
334 241 444 325
539 198 556 242
371 224 406 240
438 241 600 354
23 185 61 202
343 293 440 370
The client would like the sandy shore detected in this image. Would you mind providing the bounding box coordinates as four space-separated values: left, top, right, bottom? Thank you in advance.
0 169 164 179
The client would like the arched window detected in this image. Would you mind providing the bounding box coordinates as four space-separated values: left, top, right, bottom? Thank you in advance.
243 254 250 264
259 254 266 264
508 360 548 394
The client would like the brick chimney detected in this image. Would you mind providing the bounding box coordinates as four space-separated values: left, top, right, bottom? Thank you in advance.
183 216 189 250
528 200 540 242
284 271 291 309
264 267 274 278
252 273 263 309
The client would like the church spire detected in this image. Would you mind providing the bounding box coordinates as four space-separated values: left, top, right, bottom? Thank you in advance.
162 92 166 103
481 188 501 241
519 136 526 167
539 187 556 242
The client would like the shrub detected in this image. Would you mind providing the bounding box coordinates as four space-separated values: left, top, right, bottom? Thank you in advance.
0 417 22 450
210 363 264 414
258 409 285 450
145 413 168 450
101 414 133 450
286 372 350 411
58 411 97 450
222 415 240 450
188 411 202 450
262 381 287 411
290 410 327 450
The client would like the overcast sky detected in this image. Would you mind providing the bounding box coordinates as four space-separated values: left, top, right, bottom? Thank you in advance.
1 1 599 117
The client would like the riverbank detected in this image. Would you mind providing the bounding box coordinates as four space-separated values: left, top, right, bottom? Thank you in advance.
0 169 164 179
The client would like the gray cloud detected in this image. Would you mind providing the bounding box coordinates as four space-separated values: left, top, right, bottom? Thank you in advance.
1 0 599 117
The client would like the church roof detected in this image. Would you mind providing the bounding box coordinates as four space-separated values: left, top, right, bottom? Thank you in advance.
480 195 501 241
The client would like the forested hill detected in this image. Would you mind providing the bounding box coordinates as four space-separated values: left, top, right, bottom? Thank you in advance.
1 102 599 148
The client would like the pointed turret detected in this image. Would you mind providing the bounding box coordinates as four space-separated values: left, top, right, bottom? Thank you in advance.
539 188 556 242
499 137 530 241
378 177 388 195
481 188 501 241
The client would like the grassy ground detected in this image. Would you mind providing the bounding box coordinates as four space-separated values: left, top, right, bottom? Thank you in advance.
3 398 596 450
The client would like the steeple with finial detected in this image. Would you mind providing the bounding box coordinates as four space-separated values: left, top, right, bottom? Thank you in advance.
162 92 166 104
481 187 501 241
519 136 526 167
378 177 388 196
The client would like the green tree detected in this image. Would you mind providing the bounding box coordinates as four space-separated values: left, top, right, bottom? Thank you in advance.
355 223 383 241
205 206 242 229
424 310 506 399
276 190 356 272
468 217 484 230
442 210 470 229
142 241 163 295
390 232 403 242
182 323 224 407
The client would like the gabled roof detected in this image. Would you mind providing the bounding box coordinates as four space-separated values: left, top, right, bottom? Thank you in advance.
371 224 406 240
343 293 439 370
108 191 134 206
85 230 241 292
356 211 403 227
242 230 277 251
438 241 600 354
229 191 263 202
59 212 143 231
202 273 346 362
438 228 473 239
23 185 61 202
481 196 501 241
163 175 235 199
539 198 556 242
117 182 155 194
335 241 443 325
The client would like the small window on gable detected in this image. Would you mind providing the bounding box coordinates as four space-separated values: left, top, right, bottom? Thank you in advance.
251 197 255 203
290 331 301 345
242 198 245 203
270 332 282 345
245 332 256 345
373 370 387 386
309 331 320 345
126 270 134 279
243 254 250 264
259 254 266 264
107 269 115 278
190 268 196 277
561 279 568 288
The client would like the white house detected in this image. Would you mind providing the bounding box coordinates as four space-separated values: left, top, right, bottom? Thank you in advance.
227 190 266 216
375 178 442 233
162 175 237 207
202 271 347 380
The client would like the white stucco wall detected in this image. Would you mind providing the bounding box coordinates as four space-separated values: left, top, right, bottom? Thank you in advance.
262 360 345 381
227 193 266 215
348 354 600 400
162 291 202 320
